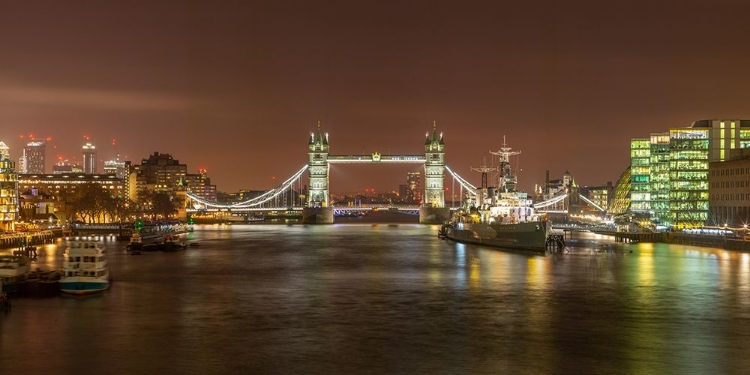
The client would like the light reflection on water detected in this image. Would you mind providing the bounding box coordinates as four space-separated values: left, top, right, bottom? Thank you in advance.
2 226 750 374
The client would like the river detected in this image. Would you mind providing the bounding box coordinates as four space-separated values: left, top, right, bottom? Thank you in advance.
2 224 749 374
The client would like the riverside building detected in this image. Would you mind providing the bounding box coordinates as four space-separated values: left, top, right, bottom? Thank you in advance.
0 146 19 232
629 119 750 229
709 148 750 228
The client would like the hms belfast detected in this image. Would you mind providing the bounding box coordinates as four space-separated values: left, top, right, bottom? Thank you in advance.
442 138 551 252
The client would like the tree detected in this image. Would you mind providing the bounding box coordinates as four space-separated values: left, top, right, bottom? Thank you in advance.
152 193 177 219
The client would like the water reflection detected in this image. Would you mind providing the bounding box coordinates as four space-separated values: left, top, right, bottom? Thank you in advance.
3 226 750 373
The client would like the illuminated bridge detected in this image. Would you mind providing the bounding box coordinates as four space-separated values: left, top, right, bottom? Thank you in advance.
185 122 588 223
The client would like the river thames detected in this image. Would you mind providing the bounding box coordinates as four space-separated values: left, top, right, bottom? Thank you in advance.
2 223 750 374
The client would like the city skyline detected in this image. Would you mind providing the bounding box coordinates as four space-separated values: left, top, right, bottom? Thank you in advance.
2 1 750 193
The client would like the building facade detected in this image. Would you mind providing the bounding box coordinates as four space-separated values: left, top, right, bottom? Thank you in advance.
184 169 217 201
405 171 422 204
0 154 19 232
82 143 97 174
629 119 750 229
127 152 189 199
22 141 46 174
708 148 750 227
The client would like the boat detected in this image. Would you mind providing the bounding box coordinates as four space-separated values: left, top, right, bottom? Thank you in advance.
161 233 186 251
60 238 111 295
127 233 143 253
0 256 31 295
443 138 551 252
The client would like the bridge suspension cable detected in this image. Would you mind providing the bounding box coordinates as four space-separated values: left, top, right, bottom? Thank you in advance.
187 165 308 209
578 194 606 212
533 194 567 209
444 165 477 196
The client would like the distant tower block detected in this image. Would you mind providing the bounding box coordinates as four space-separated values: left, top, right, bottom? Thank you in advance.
82 142 97 174
424 121 445 208
307 121 330 207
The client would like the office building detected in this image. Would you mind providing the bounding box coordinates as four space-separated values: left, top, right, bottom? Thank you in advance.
103 158 126 179
0 142 9 160
709 148 750 227
0 147 19 232
82 143 97 174
629 119 750 229
405 170 422 204
184 168 217 201
22 141 46 174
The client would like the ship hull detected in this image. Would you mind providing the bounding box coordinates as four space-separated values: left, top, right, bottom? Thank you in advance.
445 221 549 252
60 277 110 295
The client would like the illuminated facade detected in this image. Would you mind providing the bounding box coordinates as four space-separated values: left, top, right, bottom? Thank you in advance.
628 119 750 229
22 141 46 174
649 132 671 225
581 182 613 212
0 154 19 232
708 148 750 227
307 124 330 207
0 142 9 160
424 126 445 208
405 170 422 203
127 152 189 198
304 123 445 208
103 159 126 179
184 169 217 201
609 167 631 215
629 138 650 213
82 143 97 174
18 174 126 198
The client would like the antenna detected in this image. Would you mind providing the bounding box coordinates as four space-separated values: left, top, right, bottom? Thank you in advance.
471 158 498 189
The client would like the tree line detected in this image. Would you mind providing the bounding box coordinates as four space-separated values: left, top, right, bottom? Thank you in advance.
56 183 182 224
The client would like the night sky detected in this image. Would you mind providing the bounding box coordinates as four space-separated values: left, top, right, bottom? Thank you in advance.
2 1 750 194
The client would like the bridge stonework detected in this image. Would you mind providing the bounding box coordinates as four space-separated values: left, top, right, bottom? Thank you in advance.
303 123 450 224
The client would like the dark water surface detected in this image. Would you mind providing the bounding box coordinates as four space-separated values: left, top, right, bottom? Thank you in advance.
2 224 750 374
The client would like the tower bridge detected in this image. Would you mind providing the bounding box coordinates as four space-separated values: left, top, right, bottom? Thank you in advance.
186 122 588 224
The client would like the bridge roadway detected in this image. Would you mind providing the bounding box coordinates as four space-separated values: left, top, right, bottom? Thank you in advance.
186 205 455 216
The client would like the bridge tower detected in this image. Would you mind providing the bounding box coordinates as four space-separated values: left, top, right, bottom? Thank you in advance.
424 122 445 207
303 122 334 223
420 122 451 224
307 121 330 207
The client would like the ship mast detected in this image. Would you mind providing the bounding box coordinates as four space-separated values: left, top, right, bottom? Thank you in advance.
470 159 498 189
489 136 521 192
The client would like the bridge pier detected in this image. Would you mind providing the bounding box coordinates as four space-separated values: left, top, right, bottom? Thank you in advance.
302 207 334 224
419 207 451 224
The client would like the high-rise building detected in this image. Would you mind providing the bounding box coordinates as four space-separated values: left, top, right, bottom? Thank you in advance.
0 147 19 232
52 160 83 174
127 152 188 199
628 119 750 229
22 141 46 174
82 143 97 174
405 170 422 204
629 138 650 213
649 133 671 225
0 142 9 160
103 158 126 179
708 148 750 227
184 168 217 201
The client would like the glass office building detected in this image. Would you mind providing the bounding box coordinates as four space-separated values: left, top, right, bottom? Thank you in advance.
629 120 750 229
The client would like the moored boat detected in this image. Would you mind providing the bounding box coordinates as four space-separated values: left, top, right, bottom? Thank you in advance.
0 255 31 295
161 234 186 251
60 239 111 295
444 138 550 253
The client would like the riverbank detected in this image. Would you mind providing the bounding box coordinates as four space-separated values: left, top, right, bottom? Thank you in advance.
0 229 61 250
591 230 750 251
